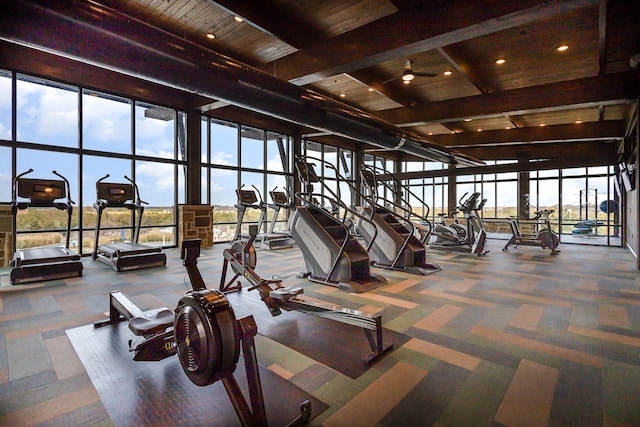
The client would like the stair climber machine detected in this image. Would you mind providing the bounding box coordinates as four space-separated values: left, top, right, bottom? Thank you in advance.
232 185 295 250
94 238 311 427
92 174 167 271
429 192 489 256
290 156 386 293
362 164 434 244
356 165 440 275
220 224 393 364
503 208 560 255
10 169 83 285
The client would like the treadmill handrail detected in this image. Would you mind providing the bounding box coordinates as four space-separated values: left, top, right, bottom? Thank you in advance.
11 168 34 205
124 175 147 205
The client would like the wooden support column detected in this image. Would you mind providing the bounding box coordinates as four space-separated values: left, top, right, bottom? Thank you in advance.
0 206 13 268
518 159 530 219
186 109 201 205
353 148 364 207
447 164 456 215
292 131 302 205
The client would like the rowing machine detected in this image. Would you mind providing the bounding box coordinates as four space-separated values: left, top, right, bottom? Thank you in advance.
219 225 393 364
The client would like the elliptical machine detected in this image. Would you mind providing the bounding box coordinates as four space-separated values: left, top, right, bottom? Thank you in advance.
429 192 489 256
503 208 560 255
219 224 393 364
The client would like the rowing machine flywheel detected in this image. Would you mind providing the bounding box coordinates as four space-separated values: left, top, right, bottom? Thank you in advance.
174 289 240 386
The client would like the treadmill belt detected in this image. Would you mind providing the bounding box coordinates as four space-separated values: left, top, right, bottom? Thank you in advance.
101 242 158 252
21 247 72 262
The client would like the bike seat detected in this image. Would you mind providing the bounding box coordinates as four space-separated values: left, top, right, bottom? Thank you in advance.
269 286 304 300
128 307 175 336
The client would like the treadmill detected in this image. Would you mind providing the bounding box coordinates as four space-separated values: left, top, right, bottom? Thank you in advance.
10 169 83 285
92 174 166 272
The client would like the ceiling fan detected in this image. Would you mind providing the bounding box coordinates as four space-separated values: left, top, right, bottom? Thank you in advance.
383 59 436 84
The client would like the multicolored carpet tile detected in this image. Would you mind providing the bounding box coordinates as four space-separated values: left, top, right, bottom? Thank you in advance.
1 238 639 426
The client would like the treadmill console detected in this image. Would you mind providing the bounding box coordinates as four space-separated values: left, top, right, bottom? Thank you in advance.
270 190 288 205
237 189 258 205
97 182 135 205
18 179 66 203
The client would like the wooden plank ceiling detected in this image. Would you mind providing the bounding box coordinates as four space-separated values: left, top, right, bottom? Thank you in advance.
55 0 640 163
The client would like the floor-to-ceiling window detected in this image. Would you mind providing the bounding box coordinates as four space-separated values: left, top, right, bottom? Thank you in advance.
201 118 293 242
1 71 186 255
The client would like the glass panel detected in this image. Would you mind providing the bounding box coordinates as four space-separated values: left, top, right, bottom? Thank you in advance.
323 146 339 178
136 160 175 228
587 166 608 175
564 167 587 176
16 74 78 148
201 117 208 163
135 101 175 159
240 125 264 170
0 146 10 202
537 178 559 227
201 166 209 205
266 132 287 173
83 89 132 154
562 177 585 233
15 149 79 249
538 169 559 178
82 156 132 242
0 70 11 140
211 119 237 166
496 181 517 218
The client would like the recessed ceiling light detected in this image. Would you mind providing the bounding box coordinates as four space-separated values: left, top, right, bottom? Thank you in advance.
443 70 452 76
557 45 569 51
206 33 216 39
428 132 433 135
339 93 346 98
539 123 546 127
464 118 472 122
575 120 583 124
477 128 482 132
368 87 374 92
234 16 244 22
496 58 506 65
505 126 511 129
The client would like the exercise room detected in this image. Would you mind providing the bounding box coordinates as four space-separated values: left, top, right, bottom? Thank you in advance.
1 1 639 426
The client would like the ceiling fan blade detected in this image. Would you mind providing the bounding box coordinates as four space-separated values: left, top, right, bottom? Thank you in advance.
414 72 437 77
382 76 398 84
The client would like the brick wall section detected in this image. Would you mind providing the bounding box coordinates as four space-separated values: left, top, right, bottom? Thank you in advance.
0 205 13 268
178 205 214 248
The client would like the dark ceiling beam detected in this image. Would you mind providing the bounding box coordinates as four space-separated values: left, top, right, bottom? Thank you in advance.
437 46 497 94
207 0 327 49
453 140 617 161
598 0 608 75
258 0 599 85
425 120 626 146
374 72 637 126
0 41 202 110
383 145 618 179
